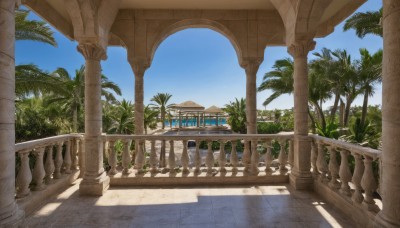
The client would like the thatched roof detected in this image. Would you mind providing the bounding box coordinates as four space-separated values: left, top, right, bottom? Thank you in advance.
172 101 205 112
205 105 224 114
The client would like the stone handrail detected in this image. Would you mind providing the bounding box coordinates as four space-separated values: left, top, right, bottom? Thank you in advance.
310 134 382 213
103 134 294 177
15 134 84 199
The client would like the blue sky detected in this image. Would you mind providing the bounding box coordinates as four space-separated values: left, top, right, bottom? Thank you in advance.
16 1 382 110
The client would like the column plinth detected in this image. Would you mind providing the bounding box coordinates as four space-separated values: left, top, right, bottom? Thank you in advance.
288 40 315 190
77 43 109 196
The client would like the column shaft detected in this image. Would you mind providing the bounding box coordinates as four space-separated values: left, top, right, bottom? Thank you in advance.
78 43 109 196
288 40 315 190
134 74 144 135
0 0 24 225
375 1 400 226
243 59 262 134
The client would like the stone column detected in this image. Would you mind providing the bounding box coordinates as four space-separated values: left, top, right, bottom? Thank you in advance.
197 113 200 128
179 111 182 128
288 40 315 190
78 43 109 196
242 58 262 134
0 1 24 226
129 61 147 136
216 114 219 127
375 1 400 227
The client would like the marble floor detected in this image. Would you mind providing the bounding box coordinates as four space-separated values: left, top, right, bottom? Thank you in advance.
25 181 354 228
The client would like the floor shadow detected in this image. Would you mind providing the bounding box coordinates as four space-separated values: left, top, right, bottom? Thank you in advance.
25 183 355 228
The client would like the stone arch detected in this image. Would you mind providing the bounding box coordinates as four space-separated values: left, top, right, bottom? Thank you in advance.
149 19 245 67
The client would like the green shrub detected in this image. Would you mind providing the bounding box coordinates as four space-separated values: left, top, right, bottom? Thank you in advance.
257 122 282 134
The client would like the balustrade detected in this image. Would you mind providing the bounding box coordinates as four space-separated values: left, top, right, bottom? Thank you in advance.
15 134 83 199
311 135 382 215
101 134 293 179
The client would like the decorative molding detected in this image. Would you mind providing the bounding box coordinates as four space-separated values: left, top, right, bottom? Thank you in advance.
77 43 107 61
287 40 316 58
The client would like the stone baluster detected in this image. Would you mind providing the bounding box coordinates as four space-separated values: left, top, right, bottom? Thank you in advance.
136 140 145 173
206 141 214 174
169 140 176 173
54 142 64 179
311 141 318 175
44 145 55 184
288 139 294 168
71 139 79 170
230 140 239 172
265 141 273 174
63 140 72 174
242 140 251 173
278 140 287 172
78 138 85 178
327 146 340 189
351 152 365 204
339 149 352 196
219 140 227 173
361 155 379 212
194 140 201 174
159 140 166 168
181 140 190 174
149 140 157 174
250 140 259 175
108 140 117 175
32 147 46 191
122 140 131 174
16 150 32 198
316 142 328 182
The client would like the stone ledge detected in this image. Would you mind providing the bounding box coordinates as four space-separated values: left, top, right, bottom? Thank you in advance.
314 179 378 228
17 170 80 216
109 171 289 187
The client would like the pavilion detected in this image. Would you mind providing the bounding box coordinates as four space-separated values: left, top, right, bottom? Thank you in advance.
1 0 400 227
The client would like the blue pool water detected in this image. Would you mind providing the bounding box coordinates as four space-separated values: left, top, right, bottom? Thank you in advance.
165 118 227 127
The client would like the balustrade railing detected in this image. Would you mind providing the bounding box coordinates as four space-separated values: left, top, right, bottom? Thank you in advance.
15 134 83 199
103 134 294 177
311 135 382 213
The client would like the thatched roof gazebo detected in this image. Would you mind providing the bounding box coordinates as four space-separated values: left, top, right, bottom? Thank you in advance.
172 101 205 112
204 105 224 114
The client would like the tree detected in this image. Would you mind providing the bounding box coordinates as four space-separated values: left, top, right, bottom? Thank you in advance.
224 98 247 134
15 9 57 46
107 100 135 134
357 48 382 127
257 58 294 106
143 106 159 135
48 66 121 132
150 93 173 129
343 8 382 38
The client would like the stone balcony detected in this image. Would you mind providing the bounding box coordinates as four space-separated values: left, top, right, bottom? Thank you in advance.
15 133 382 227
26 182 355 227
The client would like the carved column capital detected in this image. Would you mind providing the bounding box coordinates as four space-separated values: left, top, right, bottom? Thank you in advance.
288 40 316 58
241 57 263 77
129 58 150 77
77 43 107 61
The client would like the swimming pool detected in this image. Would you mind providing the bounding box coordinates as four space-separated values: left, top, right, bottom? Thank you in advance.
165 118 227 128
162 129 233 135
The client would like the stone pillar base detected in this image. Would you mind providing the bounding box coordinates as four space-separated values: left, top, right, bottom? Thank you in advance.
374 212 400 228
0 208 25 228
289 173 313 190
79 175 110 196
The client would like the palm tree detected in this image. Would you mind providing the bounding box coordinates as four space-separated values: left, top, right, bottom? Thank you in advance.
143 106 159 135
15 9 57 46
150 93 173 129
224 98 247 134
357 48 383 126
15 64 65 98
257 58 294 106
107 100 135 134
49 66 121 132
343 8 382 38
